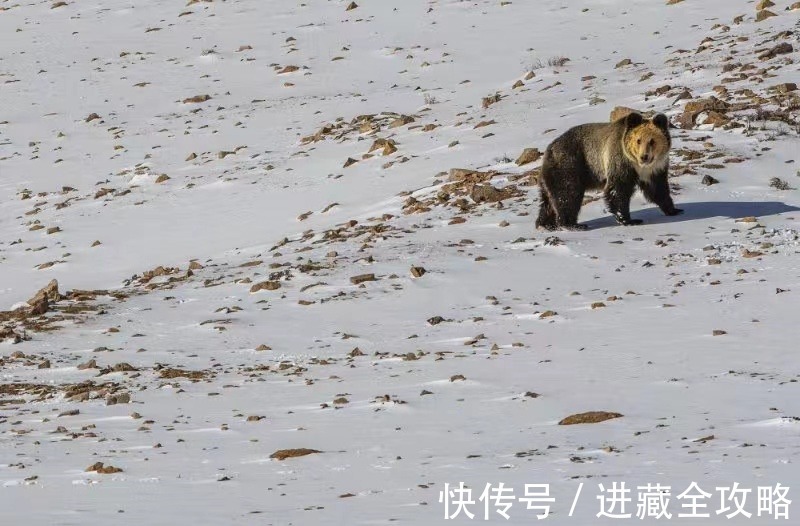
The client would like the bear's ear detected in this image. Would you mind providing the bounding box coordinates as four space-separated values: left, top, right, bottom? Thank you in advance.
623 112 644 129
652 113 669 131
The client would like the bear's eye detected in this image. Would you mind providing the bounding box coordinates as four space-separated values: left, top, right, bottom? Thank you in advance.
648 139 655 147
636 138 642 145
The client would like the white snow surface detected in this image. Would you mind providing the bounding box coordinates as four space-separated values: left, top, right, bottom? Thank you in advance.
1 0 800 524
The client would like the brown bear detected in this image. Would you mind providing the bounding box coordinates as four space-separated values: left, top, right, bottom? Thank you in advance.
535 112 682 230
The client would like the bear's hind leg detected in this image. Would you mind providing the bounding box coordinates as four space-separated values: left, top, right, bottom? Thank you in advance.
550 179 586 230
539 145 588 230
535 188 557 231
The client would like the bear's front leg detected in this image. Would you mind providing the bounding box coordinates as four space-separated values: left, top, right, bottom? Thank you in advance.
638 173 683 217
604 182 641 226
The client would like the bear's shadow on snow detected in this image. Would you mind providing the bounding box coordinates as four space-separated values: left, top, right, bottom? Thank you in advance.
584 201 800 230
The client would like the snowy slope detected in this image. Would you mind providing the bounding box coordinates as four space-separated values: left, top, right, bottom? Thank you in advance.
2 0 800 524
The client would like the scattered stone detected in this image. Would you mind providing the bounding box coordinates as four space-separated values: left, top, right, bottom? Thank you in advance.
350 273 376 285
471 184 513 204
770 83 797 94
250 281 281 293
769 177 791 190
86 462 123 474
759 42 791 60
515 148 542 166
182 94 211 104
27 279 60 314
270 448 321 460
559 411 623 425
755 9 777 22
77 359 97 370
106 392 131 405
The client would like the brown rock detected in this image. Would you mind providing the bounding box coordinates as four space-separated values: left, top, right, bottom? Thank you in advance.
702 111 729 127
684 97 729 114
368 138 396 154
250 281 281 293
350 273 376 285
77 359 97 370
755 9 776 21
515 148 542 166
106 392 131 405
679 97 729 128
482 93 501 109
388 115 415 128
559 411 623 425
771 83 797 94
759 42 792 60
448 168 493 183
27 279 60 313
756 0 775 9
410 266 426 278
270 448 321 460
86 462 123 474
471 184 512 204
345 1 358 10
182 94 211 104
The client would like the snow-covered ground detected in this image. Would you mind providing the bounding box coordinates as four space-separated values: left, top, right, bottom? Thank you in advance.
2 0 800 524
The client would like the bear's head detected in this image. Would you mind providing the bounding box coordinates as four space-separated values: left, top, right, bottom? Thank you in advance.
622 112 670 169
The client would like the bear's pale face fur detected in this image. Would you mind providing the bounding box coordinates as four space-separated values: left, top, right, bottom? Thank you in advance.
622 120 669 180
